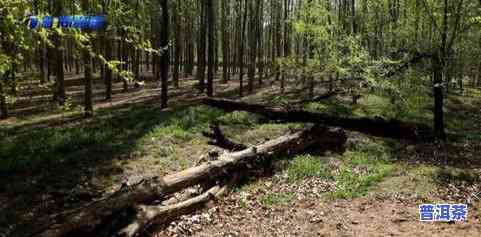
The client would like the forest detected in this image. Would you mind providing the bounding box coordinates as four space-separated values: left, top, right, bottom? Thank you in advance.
1 0 481 236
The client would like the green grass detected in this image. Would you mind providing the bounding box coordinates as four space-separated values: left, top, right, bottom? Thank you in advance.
286 154 333 181
436 167 480 184
217 111 261 126
0 105 225 175
332 151 395 199
331 139 396 199
258 193 295 206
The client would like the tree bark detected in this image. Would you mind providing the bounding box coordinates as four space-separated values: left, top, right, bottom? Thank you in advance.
173 1 182 88
202 122 248 151
203 98 433 141
238 0 248 97
221 0 230 83
206 0 215 97
117 185 227 237
196 0 207 93
247 0 258 93
159 0 170 108
104 38 113 100
53 1 65 105
82 0 94 117
0 80 7 119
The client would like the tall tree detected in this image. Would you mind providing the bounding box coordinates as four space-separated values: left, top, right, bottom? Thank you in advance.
196 0 207 93
247 0 258 93
81 0 94 117
159 0 170 108
206 0 215 96
53 0 65 105
221 0 230 83
173 0 182 88
0 76 6 119
238 0 248 97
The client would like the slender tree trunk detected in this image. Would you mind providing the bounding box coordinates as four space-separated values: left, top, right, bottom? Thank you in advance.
239 0 248 97
121 31 129 92
53 1 65 105
105 40 113 100
82 0 94 117
247 0 258 94
173 1 182 88
221 0 230 83
276 0 283 91
159 0 170 108
206 0 215 97
39 43 46 84
257 0 264 85
0 80 7 119
196 0 207 93
433 56 445 140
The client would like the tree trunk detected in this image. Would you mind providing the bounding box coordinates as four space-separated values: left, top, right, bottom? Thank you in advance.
206 0 215 97
117 185 227 237
238 0 248 97
104 36 113 100
203 98 433 141
0 80 7 119
53 1 65 105
247 0 258 93
257 0 265 85
196 0 207 93
433 57 446 140
221 0 230 83
82 0 94 117
173 1 182 88
159 0 170 108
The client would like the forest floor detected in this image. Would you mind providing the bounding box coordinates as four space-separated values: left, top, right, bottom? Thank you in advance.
1 72 481 236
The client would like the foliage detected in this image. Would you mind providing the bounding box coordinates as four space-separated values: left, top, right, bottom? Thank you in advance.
287 154 332 181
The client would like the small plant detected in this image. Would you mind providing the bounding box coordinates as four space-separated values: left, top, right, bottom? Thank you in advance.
287 154 332 181
60 97 75 112
259 193 294 206
331 151 394 199
218 111 259 125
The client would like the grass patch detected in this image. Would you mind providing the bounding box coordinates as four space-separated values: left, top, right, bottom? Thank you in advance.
330 139 396 199
332 151 395 199
0 105 224 175
258 193 295 206
305 99 354 116
436 167 480 184
286 154 332 181
464 133 481 141
217 111 260 126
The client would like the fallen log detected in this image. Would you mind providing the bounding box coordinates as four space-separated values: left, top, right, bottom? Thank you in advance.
117 185 228 237
203 98 433 141
29 126 346 237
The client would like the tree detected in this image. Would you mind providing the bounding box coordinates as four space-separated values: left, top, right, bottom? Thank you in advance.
159 0 170 108
53 0 66 105
173 0 182 88
238 0 248 97
206 0 215 96
81 0 94 117
221 0 230 83
196 0 207 93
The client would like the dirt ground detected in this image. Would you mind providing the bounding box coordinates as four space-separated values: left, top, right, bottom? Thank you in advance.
156 176 481 237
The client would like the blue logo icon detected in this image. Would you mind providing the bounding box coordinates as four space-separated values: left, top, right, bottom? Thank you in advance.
27 15 107 31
